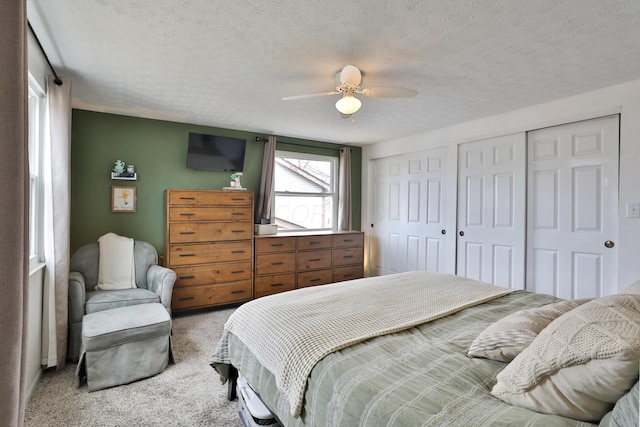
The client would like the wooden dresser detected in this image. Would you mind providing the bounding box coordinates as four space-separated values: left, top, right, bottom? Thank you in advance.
164 189 253 311
254 231 364 298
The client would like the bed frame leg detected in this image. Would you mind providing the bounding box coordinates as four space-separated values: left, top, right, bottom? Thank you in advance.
227 365 238 401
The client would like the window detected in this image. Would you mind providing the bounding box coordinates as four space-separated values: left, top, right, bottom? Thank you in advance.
28 76 46 270
273 151 338 231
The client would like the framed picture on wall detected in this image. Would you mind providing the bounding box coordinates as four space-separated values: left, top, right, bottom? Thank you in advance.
111 186 136 213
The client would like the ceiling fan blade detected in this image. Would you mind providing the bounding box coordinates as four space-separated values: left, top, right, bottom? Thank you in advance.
282 91 340 101
361 86 418 98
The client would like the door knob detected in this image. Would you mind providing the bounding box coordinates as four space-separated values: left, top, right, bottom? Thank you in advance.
459 231 464 237
441 229 446 235
604 240 615 248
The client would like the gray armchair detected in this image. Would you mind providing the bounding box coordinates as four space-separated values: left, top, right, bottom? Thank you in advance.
68 240 176 361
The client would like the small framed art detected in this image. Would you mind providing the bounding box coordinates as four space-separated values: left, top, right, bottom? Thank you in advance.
111 186 136 212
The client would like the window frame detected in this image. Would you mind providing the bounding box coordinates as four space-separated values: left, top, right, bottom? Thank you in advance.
28 74 46 271
272 150 339 232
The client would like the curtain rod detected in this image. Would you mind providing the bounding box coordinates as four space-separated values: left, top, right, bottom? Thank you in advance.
255 137 342 152
27 21 62 86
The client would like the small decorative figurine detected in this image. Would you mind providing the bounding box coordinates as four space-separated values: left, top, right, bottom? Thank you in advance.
113 160 126 174
230 172 243 189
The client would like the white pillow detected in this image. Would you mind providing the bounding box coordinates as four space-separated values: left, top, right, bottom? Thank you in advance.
467 299 591 362
491 294 640 422
96 232 137 290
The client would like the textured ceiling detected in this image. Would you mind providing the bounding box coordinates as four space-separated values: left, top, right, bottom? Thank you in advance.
27 0 640 145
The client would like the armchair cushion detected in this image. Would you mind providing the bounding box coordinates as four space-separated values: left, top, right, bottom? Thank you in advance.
85 289 160 314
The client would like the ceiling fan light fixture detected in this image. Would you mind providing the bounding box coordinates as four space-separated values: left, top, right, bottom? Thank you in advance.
335 94 362 115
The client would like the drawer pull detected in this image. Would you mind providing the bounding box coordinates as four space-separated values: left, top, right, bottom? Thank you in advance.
343 239 354 242
179 197 195 200
309 241 322 245
310 278 321 282
179 213 195 217
231 250 245 254
344 273 354 278
309 258 321 262
231 230 245 233
271 243 284 247
271 262 284 266
230 290 245 294
270 283 283 287
231 197 244 201
231 270 245 274
231 212 245 216
179 254 196 257
178 296 195 301
343 255 354 259
179 275 195 279
179 231 196 235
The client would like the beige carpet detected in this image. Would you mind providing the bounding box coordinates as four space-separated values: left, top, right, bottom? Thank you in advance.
25 307 242 427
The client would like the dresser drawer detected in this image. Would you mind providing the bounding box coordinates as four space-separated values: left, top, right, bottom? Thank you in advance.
297 249 332 271
168 241 251 266
297 235 332 250
332 247 364 267
332 233 364 248
172 261 252 287
169 222 252 243
171 280 252 310
169 206 252 222
297 269 333 288
255 252 296 275
254 273 296 298
332 265 363 282
169 190 252 206
255 237 296 253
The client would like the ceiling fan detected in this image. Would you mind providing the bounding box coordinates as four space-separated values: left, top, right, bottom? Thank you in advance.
282 65 418 117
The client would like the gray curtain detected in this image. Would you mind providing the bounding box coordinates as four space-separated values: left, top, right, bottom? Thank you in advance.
42 75 72 367
255 136 276 223
0 0 29 424
338 147 352 230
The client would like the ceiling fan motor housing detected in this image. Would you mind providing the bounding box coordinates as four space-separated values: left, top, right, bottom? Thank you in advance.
339 65 362 88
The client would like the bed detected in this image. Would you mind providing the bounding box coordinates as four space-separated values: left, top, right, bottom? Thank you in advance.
210 271 640 427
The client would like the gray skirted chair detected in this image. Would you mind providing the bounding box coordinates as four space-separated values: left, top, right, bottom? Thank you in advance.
67 238 176 362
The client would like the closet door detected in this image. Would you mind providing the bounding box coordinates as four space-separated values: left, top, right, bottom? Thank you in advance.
456 133 526 289
368 147 451 276
527 116 619 298
369 155 403 276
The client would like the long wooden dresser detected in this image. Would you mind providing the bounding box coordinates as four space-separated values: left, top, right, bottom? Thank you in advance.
164 189 253 311
254 230 364 298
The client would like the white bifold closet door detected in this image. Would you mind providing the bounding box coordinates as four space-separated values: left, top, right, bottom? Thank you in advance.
456 133 527 289
368 147 452 276
526 115 619 298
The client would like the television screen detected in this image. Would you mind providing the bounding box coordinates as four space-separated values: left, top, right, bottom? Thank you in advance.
186 132 246 171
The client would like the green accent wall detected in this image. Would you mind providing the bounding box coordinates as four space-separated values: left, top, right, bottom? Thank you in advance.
70 109 361 256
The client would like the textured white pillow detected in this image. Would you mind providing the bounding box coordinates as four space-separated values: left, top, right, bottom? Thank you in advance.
96 232 137 290
468 299 591 362
491 294 640 422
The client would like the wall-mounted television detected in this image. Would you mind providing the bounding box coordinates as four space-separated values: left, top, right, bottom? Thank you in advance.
186 132 246 172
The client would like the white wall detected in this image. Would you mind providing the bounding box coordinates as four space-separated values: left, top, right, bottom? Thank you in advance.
26 267 44 401
362 79 640 292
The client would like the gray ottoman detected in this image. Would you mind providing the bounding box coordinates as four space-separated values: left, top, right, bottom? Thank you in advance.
76 303 173 391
